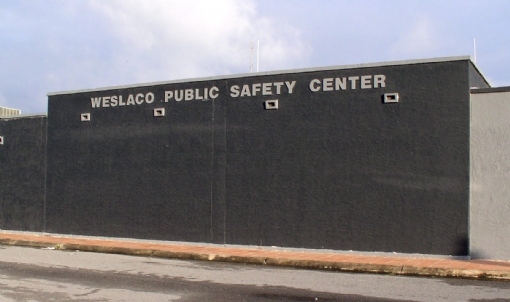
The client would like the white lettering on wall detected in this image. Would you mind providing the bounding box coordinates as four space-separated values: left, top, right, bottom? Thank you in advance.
90 92 156 108
230 85 240 97
309 74 386 92
209 86 219 99
285 81 296 93
135 93 144 105
230 81 296 98
374 75 386 88
348 76 359 89
309 79 321 92
361 75 372 89
91 97 101 108
164 86 219 102
89 74 388 109
111 96 118 106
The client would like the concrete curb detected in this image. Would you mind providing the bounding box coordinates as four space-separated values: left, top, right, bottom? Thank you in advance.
1 238 509 281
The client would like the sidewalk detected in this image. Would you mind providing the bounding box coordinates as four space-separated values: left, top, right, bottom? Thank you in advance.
1 231 509 281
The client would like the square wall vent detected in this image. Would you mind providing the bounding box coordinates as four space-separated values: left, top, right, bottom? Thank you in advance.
81 113 91 121
265 100 278 110
154 108 165 117
383 93 399 103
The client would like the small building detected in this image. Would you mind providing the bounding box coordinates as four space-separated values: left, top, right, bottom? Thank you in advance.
0 113 47 231
0 106 21 116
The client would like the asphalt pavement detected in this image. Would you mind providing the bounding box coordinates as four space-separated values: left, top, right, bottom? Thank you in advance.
2 245 510 301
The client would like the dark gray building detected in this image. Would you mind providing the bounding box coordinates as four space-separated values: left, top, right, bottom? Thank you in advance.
0 113 47 232
2 56 509 259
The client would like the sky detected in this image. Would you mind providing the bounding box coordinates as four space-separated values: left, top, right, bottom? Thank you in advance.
1 0 509 114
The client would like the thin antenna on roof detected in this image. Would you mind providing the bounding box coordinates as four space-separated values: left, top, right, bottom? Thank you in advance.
257 40 260 72
474 38 477 63
250 40 253 73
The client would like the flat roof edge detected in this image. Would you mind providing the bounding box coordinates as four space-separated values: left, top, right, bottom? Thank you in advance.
47 56 473 96
471 86 510 94
0 113 47 120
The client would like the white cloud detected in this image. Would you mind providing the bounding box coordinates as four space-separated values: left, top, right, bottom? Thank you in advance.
0 1 307 113
3 1 510 114
88 0 308 82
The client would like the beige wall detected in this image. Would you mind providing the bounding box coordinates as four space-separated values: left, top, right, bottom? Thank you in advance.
470 90 510 260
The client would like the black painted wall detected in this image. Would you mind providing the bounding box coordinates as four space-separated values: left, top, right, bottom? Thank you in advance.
0 115 47 231
45 59 486 255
